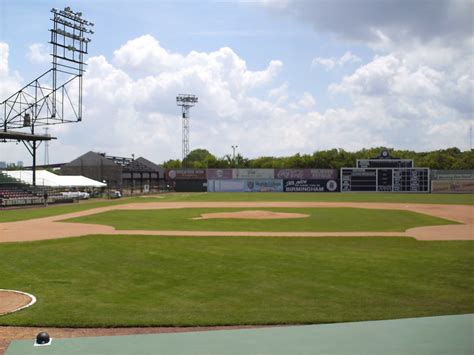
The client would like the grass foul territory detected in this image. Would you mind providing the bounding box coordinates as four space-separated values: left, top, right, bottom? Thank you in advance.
66 207 456 232
0 236 472 327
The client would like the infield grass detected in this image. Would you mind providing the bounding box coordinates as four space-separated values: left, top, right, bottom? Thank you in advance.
66 207 456 232
0 236 472 327
0 192 472 223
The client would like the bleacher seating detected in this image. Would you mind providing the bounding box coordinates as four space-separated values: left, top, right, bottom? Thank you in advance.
0 172 44 207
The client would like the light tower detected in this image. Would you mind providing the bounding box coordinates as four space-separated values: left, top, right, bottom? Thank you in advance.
0 7 94 185
231 145 238 167
176 94 198 167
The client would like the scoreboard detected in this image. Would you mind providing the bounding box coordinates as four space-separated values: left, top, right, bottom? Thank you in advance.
341 168 430 192
356 150 413 168
357 159 413 168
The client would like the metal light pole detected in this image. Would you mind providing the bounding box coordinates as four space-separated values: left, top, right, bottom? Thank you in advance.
176 94 198 168
231 145 238 167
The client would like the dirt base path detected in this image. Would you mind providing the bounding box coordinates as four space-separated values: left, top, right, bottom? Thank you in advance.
0 291 33 316
0 202 472 242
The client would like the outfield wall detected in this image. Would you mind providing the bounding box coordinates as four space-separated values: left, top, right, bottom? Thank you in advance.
283 179 339 192
430 170 474 194
172 180 207 192
165 168 472 194
431 169 474 181
207 179 283 192
206 169 233 179
275 169 337 180
234 169 274 180
168 169 343 192
431 180 474 194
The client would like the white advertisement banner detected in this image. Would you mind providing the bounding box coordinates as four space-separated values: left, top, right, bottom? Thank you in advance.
233 169 274 180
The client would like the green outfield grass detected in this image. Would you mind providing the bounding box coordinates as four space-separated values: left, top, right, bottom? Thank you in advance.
0 235 472 327
0 192 472 224
0 197 142 223
164 192 474 205
66 207 456 232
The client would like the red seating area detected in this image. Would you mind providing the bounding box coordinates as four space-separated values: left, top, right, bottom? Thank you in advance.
0 188 37 199
0 186 43 207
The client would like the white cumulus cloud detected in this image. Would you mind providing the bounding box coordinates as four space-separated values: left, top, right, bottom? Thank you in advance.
27 43 50 64
0 42 23 101
312 51 361 71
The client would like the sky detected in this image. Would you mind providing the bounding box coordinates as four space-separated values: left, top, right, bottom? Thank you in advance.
0 0 473 165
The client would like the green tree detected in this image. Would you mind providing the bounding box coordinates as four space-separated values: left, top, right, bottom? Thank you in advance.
163 159 181 169
163 147 473 170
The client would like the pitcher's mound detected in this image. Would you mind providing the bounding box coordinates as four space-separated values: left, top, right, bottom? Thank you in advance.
0 289 36 316
193 210 310 220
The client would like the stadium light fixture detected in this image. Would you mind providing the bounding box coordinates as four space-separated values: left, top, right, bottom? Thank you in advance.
176 94 199 167
0 7 93 186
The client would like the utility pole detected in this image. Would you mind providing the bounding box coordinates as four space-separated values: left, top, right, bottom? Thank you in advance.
231 145 238 167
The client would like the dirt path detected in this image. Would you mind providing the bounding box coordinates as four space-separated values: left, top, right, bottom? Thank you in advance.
0 202 472 243
0 291 33 316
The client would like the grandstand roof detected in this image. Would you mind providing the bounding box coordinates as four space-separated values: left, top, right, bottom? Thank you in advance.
135 157 164 172
0 131 56 141
63 151 119 168
2 170 106 187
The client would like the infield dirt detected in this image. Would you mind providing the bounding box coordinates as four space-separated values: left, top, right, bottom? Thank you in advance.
0 202 472 242
0 292 32 317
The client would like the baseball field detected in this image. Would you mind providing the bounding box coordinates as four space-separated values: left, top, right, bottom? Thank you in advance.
0 192 473 350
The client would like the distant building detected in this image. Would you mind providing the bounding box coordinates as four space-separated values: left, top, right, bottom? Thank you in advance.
61 151 165 194
16 161 23 167
0 161 6 169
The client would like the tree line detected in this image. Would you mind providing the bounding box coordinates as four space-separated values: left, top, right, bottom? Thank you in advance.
163 147 474 170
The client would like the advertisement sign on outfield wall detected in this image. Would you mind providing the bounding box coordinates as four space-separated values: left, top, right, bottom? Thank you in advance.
166 169 206 180
275 169 338 180
245 179 283 192
431 170 474 180
207 179 245 192
431 180 474 194
208 179 283 192
233 169 274 180
206 169 234 179
283 179 339 192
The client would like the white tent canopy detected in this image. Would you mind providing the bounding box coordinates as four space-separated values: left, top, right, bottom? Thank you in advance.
3 170 106 188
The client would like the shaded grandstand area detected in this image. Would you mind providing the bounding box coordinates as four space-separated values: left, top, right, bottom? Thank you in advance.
60 151 166 194
0 170 104 208
0 172 43 207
